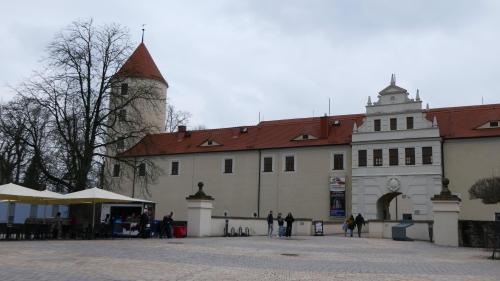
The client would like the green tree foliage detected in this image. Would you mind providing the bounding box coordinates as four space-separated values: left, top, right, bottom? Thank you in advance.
469 176 500 204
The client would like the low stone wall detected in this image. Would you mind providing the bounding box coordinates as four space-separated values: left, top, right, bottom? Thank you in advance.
368 220 433 241
322 221 369 235
211 216 312 236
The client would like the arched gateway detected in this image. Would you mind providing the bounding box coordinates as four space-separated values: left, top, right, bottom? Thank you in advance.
350 76 442 220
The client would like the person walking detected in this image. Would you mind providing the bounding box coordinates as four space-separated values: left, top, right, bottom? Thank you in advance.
355 213 366 238
267 211 274 238
277 213 285 238
139 211 149 239
342 218 348 237
347 215 355 237
285 212 294 237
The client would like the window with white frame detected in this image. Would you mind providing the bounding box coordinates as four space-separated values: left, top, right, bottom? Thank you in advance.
262 156 273 173
333 153 344 170
138 163 146 176
223 158 233 174
171 160 180 175
112 164 121 177
284 155 295 172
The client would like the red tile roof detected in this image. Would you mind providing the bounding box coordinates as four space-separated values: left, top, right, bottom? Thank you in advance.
120 104 500 157
426 103 500 139
116 43 167 85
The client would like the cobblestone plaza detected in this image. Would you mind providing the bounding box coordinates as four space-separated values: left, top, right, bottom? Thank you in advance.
0 236 498 281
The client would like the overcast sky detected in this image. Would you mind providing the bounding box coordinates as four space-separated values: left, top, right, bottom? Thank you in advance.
1 1 499 128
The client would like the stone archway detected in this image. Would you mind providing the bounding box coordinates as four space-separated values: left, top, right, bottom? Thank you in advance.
376 192 401 220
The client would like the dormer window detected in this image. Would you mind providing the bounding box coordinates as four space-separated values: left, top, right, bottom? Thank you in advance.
200 139 221 147
476 120 500 129
292 134 318 141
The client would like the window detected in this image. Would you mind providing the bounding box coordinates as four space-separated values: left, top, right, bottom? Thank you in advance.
373 149 383 166
112 164 120 177
118 109 127 122
405 148 415 165
374 119 381 131
263 157 273 172
121 83 128 95
29 204 38 218
490 121 499 127
302 134 309 140
224 158 233 174
406 117 414 129
284 156 295 172
138 163 146 176
358 150 367 167
389 148 399 166
116 139 124 150
207 140 213 145
171 161 179 175
422 147 433 165
333 154 344 170
390 118 397 130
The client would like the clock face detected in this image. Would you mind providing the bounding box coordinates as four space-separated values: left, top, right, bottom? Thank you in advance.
387 178 401 192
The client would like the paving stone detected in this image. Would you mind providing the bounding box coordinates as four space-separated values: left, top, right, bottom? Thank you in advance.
0 236 498 280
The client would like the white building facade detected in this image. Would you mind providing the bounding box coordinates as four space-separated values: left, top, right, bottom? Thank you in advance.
351 75 442 220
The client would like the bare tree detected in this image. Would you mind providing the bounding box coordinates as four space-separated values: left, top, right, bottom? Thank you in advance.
469 176 500 204
14 19 163 193
165 99 192 132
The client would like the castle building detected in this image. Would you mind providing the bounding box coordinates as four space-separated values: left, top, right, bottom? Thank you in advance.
109 43 500 223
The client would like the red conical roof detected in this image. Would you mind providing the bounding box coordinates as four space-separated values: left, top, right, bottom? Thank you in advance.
116 43 167 85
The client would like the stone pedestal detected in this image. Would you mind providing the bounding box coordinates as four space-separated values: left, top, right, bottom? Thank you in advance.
431 178 461 247
186 182 214 237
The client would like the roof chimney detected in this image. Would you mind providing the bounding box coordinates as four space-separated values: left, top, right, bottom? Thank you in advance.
178 125 187 133
320 115 329 138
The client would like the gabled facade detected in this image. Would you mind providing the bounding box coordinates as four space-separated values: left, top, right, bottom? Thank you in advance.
351 76 442 220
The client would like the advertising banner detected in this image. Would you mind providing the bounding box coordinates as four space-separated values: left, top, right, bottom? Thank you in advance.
330 177 346 218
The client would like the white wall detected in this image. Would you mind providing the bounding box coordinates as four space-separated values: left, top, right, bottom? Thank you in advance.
211 217 312 236
367 221 432 241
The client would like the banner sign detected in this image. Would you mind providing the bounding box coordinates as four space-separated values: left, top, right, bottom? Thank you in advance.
330 177 346 218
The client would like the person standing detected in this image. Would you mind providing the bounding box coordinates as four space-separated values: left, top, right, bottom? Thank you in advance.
355 213 366 238
165 212 174 239
285 212 294 237
267 211 274 238
139 211 149 239
347 215 355 237
277 213 285 238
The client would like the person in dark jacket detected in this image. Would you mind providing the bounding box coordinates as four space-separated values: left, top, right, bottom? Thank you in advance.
347 215 355 237
164 212 174 238
139 211 149 238
277 213 285 238
267 211 274 238
285 212 294 237
355 213 366 238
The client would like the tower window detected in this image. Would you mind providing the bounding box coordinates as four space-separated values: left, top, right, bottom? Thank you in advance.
263 157 273 172
422 147 433 165
374 119 381 131
138 163 146 176
333 154 344 170
406 117 414 129
121 83 128 95
373 149 383 166
405 148 415 165
389 148 399 166
116 139 124 150
358 150 367 167
390 118 397 130
224 158 233 174
118 110 127 122
112 164 120 177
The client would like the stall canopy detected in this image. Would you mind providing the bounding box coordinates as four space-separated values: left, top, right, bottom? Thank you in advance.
60 187 152 204
0 183 57 204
